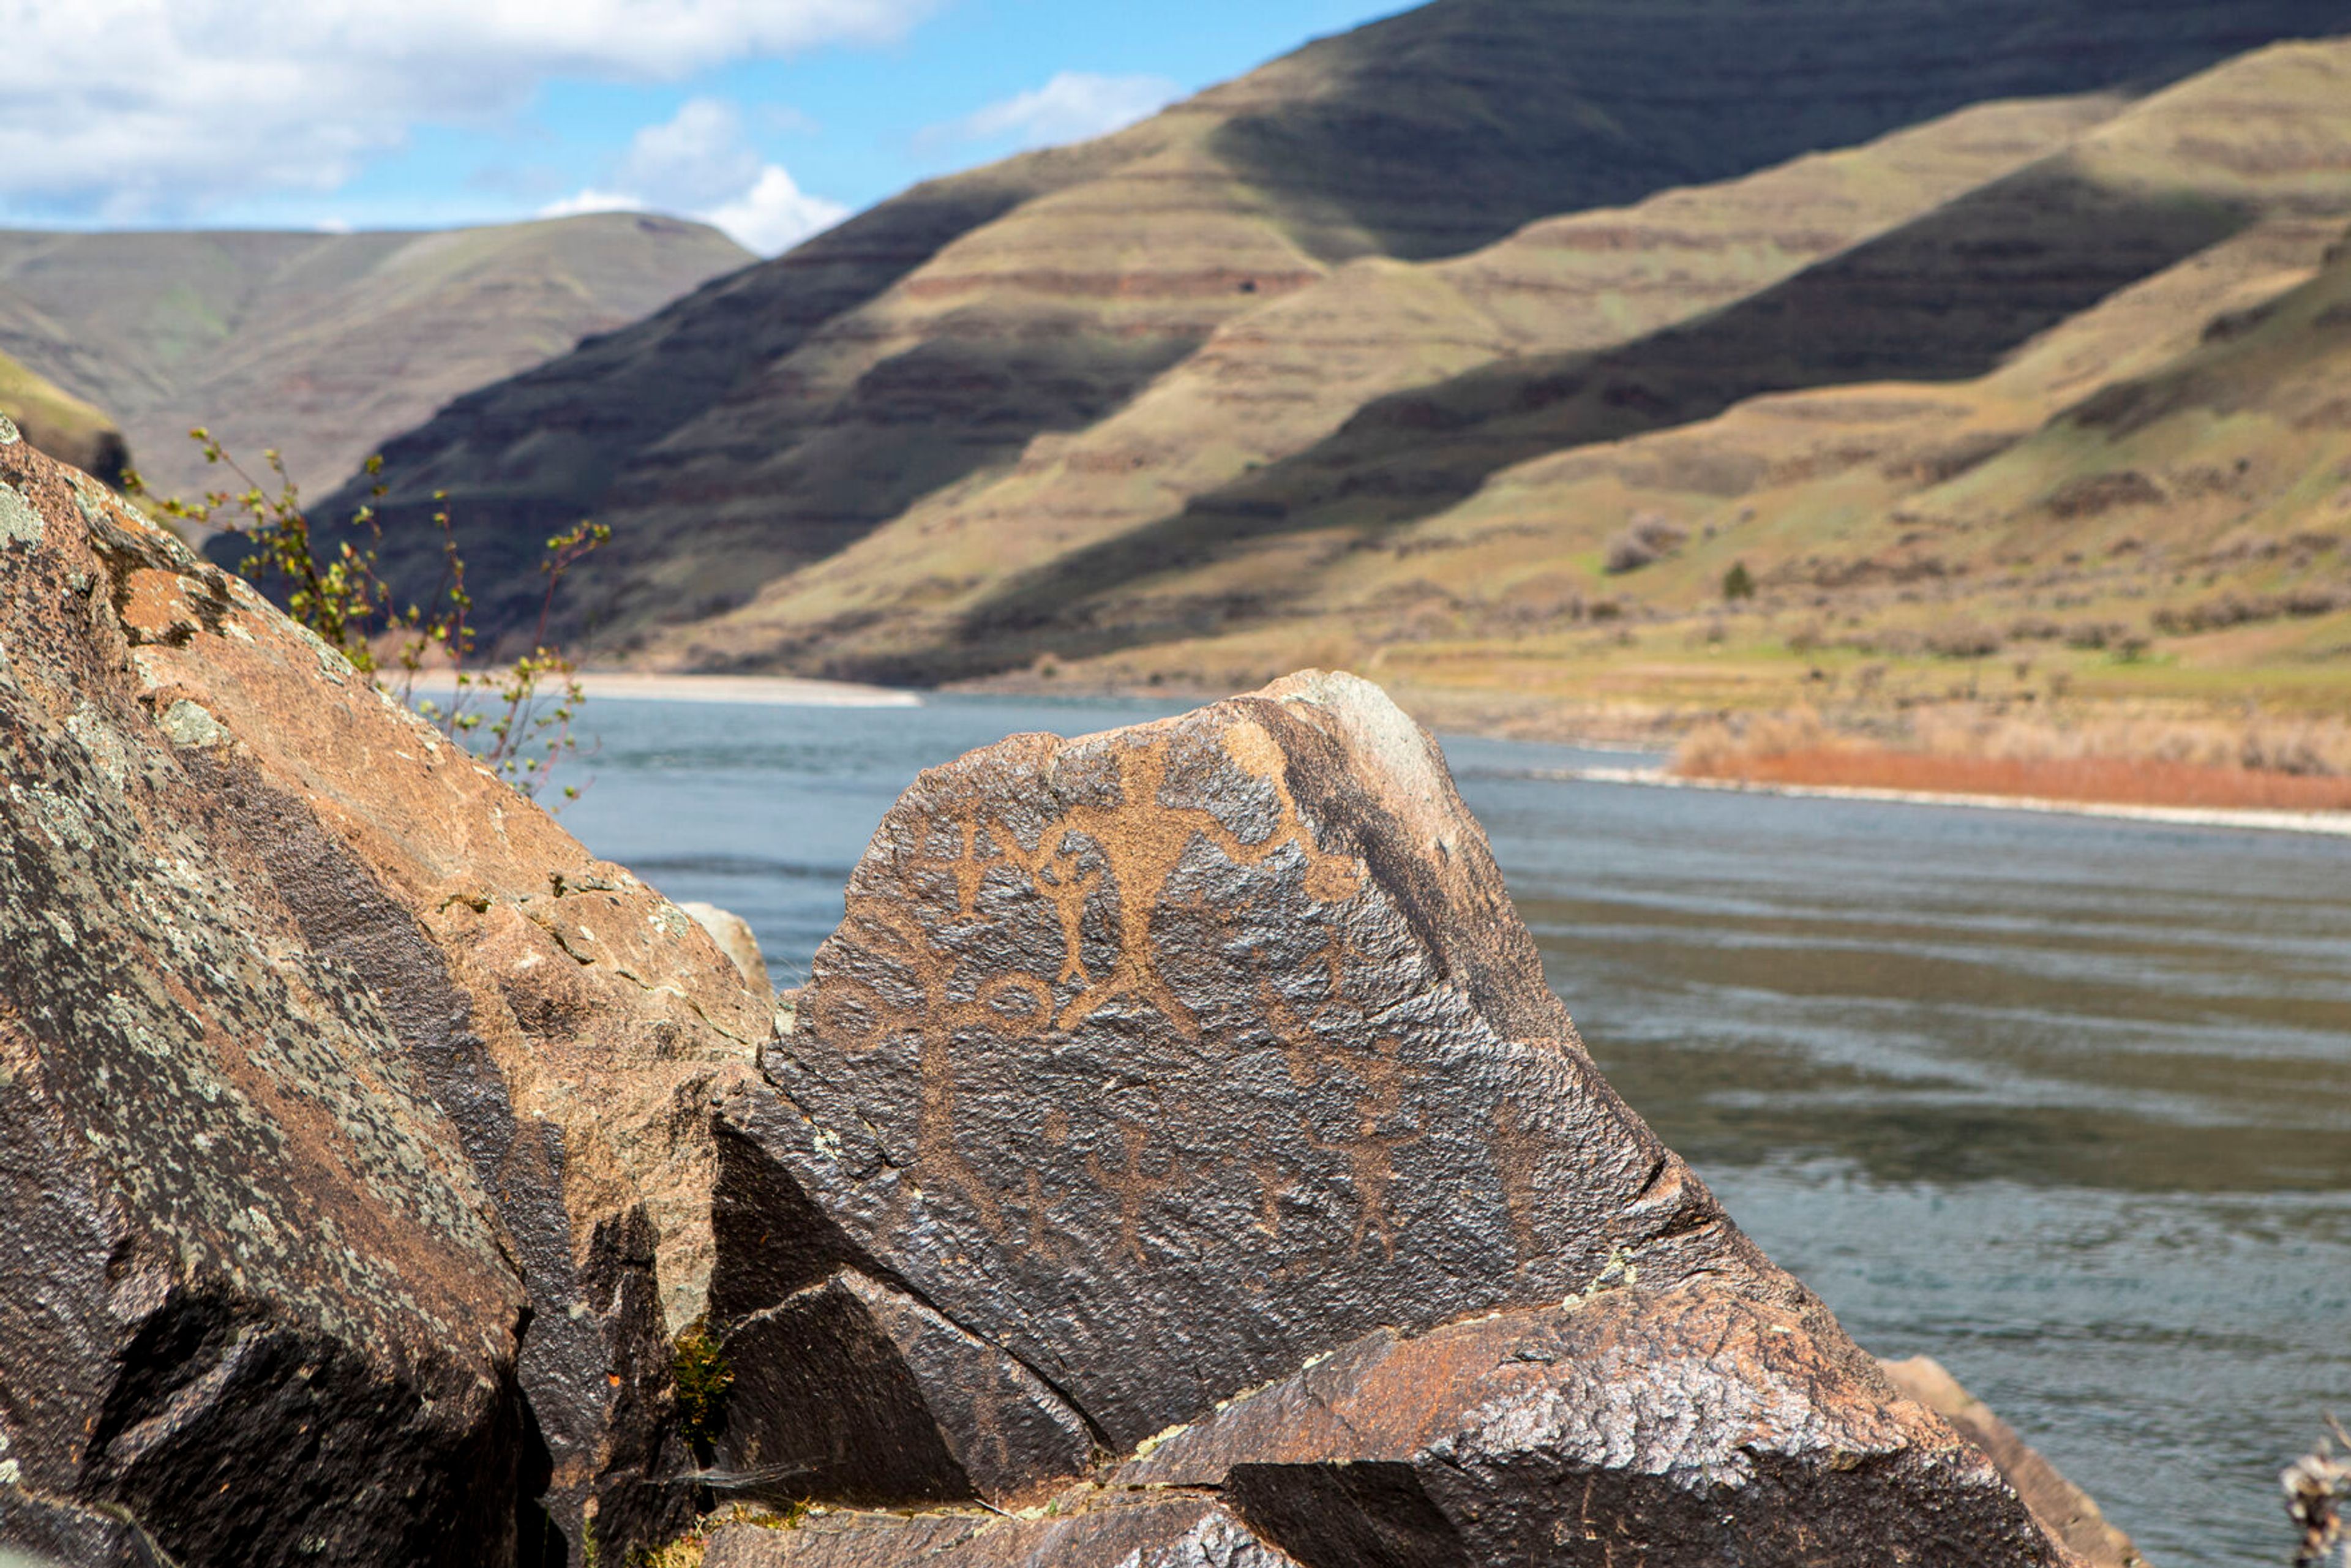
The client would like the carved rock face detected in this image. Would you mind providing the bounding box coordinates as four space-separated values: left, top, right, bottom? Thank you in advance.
714 673 1769 1476
707 672 2080 1561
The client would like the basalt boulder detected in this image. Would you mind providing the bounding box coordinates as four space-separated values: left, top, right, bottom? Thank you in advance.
1122 1287 2077 1567
1880 1356 2147 1568
0 427 771 1562
704 670 2076 1564
701 1493 1303 1568
0 424 530 1560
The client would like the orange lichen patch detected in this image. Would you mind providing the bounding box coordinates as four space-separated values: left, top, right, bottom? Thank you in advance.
1679 745 2351 811
118 566 201 643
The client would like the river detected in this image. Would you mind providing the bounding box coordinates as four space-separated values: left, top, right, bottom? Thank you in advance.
555 691 2351 1567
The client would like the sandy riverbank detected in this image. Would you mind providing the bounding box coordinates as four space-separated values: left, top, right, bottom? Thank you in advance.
1546 763 2351 836
402 670 921 708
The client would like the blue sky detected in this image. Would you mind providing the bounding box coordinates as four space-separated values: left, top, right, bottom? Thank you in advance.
0 1 1410 252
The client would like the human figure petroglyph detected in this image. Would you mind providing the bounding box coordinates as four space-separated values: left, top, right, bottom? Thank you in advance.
817 721 1385 1266
1085 1120 1185 1265
1489 1094 1548 1265
1245 1035 1437 1264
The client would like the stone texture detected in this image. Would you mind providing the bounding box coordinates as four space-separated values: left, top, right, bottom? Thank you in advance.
702 1495 1302 1568
683 901 773 993
1 443 530 1562
713 670 1770 1487
0 1490 176 1568
721 1268 1094 1507
0 435 770 1561
1123 1287 2081 1567
705 668 2075 1568
1880 1356 2149 1568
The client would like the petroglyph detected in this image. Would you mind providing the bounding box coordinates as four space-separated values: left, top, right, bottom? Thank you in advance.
733 674 1740 1455
811 723 1374 1256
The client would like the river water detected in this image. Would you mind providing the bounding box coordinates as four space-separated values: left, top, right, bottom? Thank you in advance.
555 692 2351 1567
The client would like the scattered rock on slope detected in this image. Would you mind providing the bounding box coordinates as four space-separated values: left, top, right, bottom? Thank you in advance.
0 429 771 1565
704 670 2080 1563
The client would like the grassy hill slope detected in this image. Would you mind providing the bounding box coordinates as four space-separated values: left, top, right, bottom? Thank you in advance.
910 41 2351 741
0 348 127 483
312 0 2351 653
0 214 750 498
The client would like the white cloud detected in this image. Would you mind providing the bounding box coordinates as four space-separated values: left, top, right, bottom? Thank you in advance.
540 99 846 255
704 166 848 254
933 71 1182 152
0 0 931 222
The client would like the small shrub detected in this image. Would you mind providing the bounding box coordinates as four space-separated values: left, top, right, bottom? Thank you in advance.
1722 561 1756 601
130 432 604 802
1923 618 2001 659
1603 512 1688 575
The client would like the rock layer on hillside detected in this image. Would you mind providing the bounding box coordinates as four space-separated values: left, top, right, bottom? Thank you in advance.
318 0 2350 660
702 670 2080 1563
0 213 750 500
0 430 770 1565
667 91 2125 675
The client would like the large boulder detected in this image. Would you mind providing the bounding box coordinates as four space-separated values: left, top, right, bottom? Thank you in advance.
1 422 528 1560
1880 1357 2148 1568
705 671 2079 1562
702 1495 1302 1568
0 425 771 1562
1122 1288 2072 1566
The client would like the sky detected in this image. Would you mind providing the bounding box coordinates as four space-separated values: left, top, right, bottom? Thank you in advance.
0 0 1411 254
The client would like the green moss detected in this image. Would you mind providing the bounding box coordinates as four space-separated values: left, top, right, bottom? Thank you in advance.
672 1318 733 1449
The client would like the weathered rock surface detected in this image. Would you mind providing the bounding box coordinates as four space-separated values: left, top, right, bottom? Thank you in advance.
722 1267 1093 1507
0 1486 177 1567
0 430 769 1562
705 670 2079 1562
702 1494 1302 1568
1 429 528 1561
713 670 1753 1467
1122 1288 2074 1567
683 901 773 993
1881 1356 2148 1568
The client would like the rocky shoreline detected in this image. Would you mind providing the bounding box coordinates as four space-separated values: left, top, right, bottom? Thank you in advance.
1 429 2140 1566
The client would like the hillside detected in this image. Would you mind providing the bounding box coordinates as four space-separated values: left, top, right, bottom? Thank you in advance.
306 0 2351 654
911 40 2351 745
0 213 749 499
0 348 127 484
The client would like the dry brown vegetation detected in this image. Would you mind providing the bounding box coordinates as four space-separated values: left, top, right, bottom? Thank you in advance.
1675 703 2351 811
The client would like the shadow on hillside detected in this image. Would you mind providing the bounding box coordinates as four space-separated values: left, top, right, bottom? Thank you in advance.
220 179 1045 643
925 165 2248 678
1217 0 2344 262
